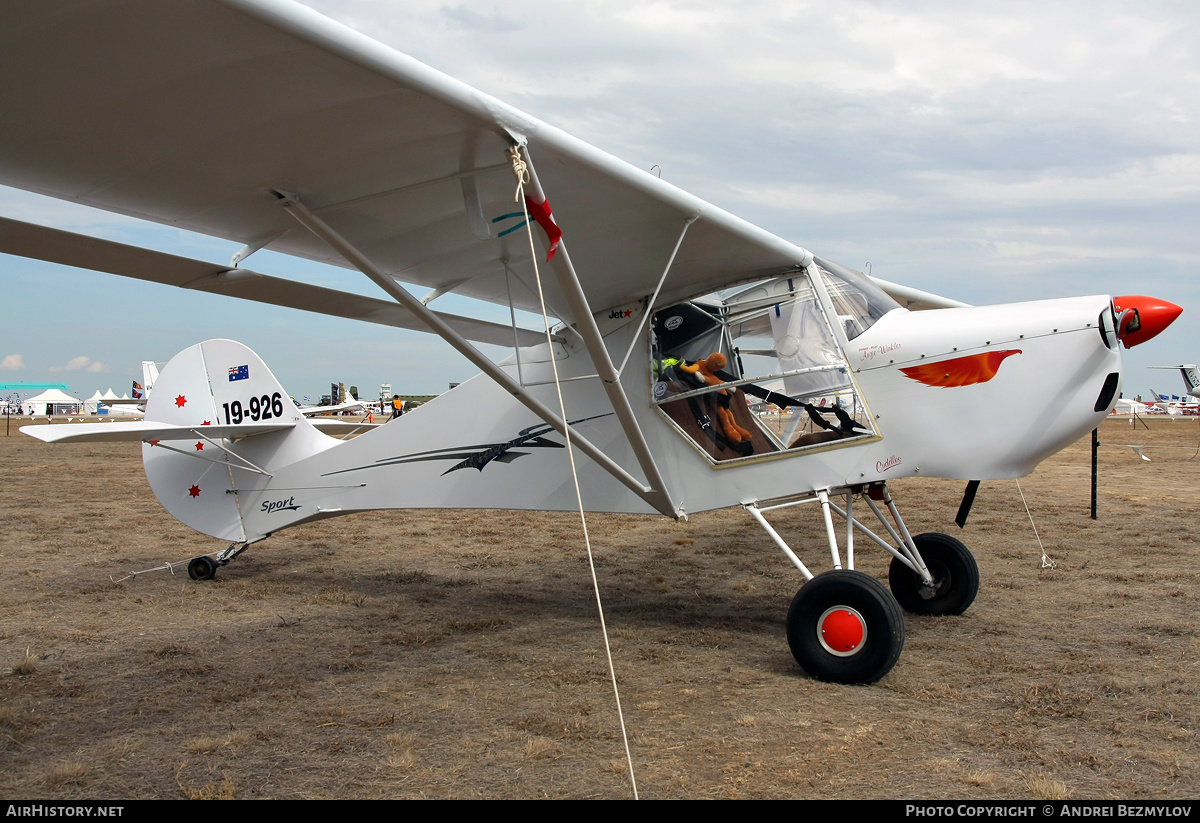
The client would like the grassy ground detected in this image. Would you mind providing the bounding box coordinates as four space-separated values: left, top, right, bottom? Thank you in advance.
0 416 1197 798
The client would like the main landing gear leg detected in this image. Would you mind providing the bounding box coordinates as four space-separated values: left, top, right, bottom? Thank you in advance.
862 484 980 615
187 542 250 581
744 481 980 684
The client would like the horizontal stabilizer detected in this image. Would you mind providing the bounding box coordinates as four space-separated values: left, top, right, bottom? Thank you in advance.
0 216 551 348
21 420 295 444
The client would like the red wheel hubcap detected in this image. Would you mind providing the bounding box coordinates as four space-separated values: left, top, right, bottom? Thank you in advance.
818 606 866 656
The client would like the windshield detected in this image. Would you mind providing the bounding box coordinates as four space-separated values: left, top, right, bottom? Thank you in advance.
811 256 901 340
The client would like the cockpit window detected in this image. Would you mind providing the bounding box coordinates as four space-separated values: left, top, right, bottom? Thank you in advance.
811 256 900 340
650 269 877 464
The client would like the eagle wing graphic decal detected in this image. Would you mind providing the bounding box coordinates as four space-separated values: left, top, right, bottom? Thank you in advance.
900 350 1022 388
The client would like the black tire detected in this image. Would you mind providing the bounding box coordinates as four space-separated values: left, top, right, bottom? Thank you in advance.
187 556 217 581
888 532 979 616
786 570 906 684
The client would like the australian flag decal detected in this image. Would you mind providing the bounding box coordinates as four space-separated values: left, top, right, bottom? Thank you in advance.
228 365 249 382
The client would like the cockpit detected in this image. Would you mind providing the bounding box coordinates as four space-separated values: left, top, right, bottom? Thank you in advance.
649 260 899 463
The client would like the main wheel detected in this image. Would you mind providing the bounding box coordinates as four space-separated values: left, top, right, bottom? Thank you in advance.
888 532 979 616
786 570 905 684
187 556 217 581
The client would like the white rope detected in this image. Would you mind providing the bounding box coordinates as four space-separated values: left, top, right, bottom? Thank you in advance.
510 146 639 799
1014 479 1055 569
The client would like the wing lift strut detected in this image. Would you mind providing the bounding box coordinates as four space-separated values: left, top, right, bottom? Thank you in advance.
274 179 679 518
743 481 936 587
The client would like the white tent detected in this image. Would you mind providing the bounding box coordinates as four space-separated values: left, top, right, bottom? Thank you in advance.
1113 397 1150 415
85 389 127 415
84 389 105 415
24 388 83 416
95 388 121 415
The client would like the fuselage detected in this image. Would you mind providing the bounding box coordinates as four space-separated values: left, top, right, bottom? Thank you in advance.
848 295 1120 480
132 283 1133 544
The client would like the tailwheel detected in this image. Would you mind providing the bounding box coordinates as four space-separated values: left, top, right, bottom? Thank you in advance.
187 555 217 581
888 532 979 616
786 570 905 684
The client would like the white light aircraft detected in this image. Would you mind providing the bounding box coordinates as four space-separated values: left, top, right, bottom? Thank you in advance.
1150 365 1200 400
91 364 160 419
296 396 370 417
0 0 1184 684
96 401 145 420
1146 393 1199 418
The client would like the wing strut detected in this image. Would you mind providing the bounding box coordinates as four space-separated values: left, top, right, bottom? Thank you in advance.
518 146 677 518
616 215 697 377
273 190 677 518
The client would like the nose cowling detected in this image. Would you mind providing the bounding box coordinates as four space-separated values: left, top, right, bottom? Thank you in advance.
1114 295 1182 347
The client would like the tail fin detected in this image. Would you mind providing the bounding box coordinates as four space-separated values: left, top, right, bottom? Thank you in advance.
1180 365 1200 396
142 360 159 397
143 339 335 542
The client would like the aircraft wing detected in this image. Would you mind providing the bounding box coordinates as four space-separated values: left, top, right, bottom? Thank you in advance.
867 276 970 311
21 420 295 444
0 216 549 348
0 0 962 327
308 419 379 435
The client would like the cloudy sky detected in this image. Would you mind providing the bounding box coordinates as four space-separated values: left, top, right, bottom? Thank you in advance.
2 0 1197 402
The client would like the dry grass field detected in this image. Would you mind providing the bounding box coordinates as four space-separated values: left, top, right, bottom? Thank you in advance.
1 415 1198 799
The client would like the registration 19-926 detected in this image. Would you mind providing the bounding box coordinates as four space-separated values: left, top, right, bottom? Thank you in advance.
223 392 284 424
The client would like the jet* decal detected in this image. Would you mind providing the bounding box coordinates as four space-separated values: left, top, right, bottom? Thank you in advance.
323 414 614 478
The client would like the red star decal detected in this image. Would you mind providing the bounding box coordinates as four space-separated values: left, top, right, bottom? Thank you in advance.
188 484 201 498
149 440 160 445
175 395 187 408
201 420 211 426
195 442 204 451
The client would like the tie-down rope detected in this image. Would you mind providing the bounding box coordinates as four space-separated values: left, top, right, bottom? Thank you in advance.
509 146 639 799
1014 479 1055 569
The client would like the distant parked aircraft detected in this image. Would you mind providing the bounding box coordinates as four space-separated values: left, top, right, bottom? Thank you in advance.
1150 365 1200 399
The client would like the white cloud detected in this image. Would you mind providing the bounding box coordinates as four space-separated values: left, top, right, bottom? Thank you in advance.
912 154 1200 209
50 356 91 373
0 354 25 370
49 356 109 374
438 5 524 34
729 183 904 215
